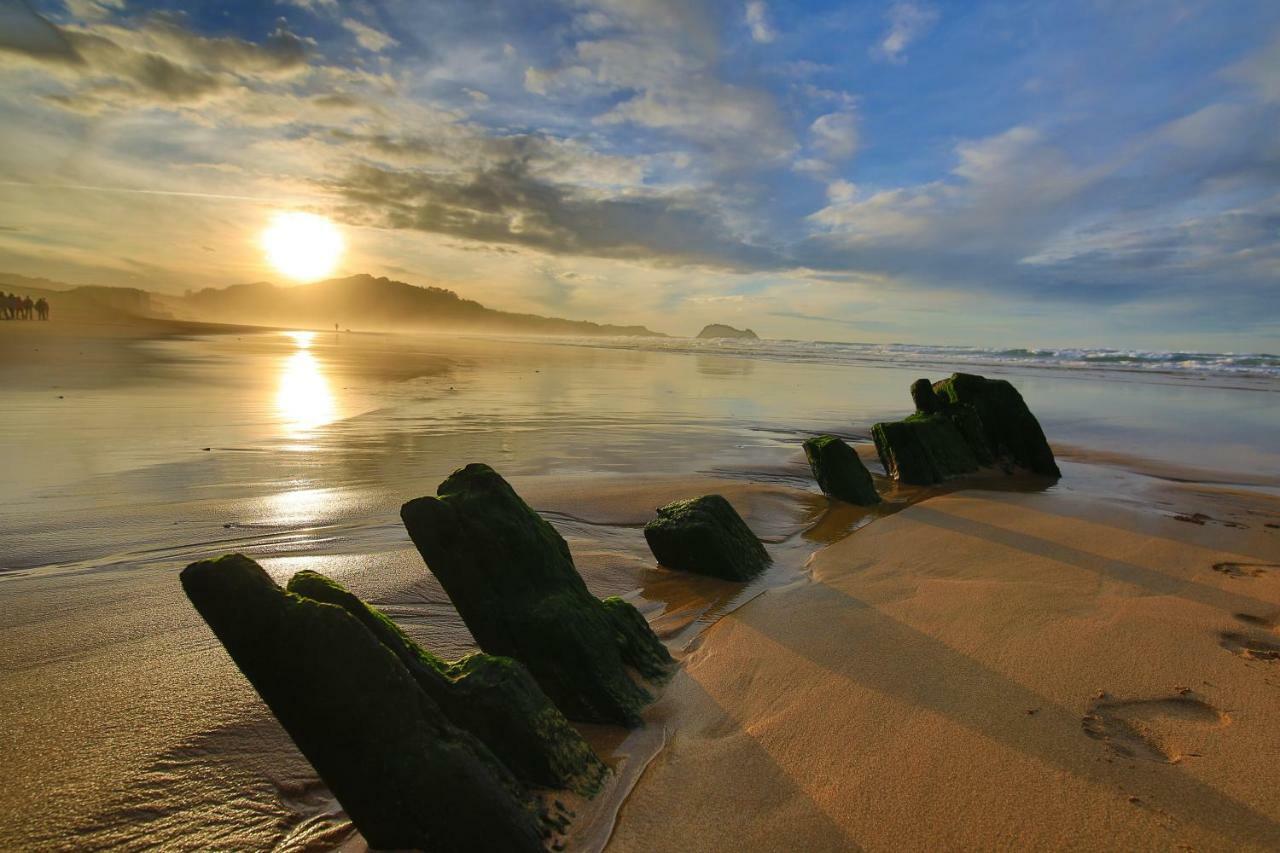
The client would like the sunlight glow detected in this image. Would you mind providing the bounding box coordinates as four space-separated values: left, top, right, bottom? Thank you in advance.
286 330 315 349
263 486 336 526
276 333 336 433
262 212 344 281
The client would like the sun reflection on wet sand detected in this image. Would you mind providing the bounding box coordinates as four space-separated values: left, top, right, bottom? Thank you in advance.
262 485 337 526
276 331 337 434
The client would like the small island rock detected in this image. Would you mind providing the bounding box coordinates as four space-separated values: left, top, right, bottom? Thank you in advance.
696 324 759 340
643 494 771 581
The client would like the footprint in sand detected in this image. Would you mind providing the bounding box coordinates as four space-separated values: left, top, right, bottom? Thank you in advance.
1212 562 1279 579
1082 694 1230 764
1219 613 1280 662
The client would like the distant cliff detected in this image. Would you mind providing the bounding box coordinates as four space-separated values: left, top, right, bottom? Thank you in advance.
178 274 664 337
696 323 758 340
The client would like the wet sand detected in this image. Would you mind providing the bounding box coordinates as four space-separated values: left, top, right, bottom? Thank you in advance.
2 322 1278 850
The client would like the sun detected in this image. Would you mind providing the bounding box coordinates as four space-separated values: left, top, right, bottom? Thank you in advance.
261 211 344 281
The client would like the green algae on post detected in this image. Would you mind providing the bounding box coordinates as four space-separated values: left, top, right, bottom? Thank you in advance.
643 494 771 581
803 435 881 506
931 372 1061 477
286 569 608 797
873 414 981 485
874 373 1060 484
179 554 543 852
400 463 673 728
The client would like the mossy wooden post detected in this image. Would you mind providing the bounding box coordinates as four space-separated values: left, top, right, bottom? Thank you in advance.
287 570 608 796
802 435 881 506
932 372 1060 477
872 414 981 485
400 464 673 728
643 495 771 581
910 378 943 414
180 554 543 852
875 373 1058 484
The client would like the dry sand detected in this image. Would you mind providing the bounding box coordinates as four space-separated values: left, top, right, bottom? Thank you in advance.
607 477 1280 852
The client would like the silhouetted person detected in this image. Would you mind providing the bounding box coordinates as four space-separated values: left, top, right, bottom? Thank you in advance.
1 292 13 320
35 297 49 321
22 296 34 320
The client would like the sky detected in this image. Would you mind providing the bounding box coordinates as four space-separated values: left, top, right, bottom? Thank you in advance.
0 0 1277 348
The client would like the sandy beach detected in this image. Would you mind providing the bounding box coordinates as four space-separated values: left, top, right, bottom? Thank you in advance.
2 323 1278 851
611 475 1280 851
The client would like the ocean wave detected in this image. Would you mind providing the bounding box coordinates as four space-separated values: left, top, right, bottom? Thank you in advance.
534 336 1280 380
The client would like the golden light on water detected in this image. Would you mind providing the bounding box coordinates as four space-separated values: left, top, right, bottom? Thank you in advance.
262 211 344 281
276 331 337 433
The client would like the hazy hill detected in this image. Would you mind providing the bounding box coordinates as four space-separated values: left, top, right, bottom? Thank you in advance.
178 274 663 336
0 273 77 293
0 272 665 337
0 276 169 323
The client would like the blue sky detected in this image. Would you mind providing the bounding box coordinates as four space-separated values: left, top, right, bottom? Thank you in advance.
0 0 1277 348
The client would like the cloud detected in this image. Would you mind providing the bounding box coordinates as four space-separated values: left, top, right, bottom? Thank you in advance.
522 3 792 162
0 0 82 62
279 0 338 12
802 99 1280 324
809 110 859 159
0 13 341 117
64 0 125 22
1224 32 1280 102
744 1 775 44
872 2 938 63
341 18 398 53
826 179 857 204
598 78 790 158
324 155 783 270
769 310 895 331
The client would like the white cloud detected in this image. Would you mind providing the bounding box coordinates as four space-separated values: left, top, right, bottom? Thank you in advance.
806 124 1092 249
872 2 938 64
809 110 858 159
524 20 792 162
64 0 124 21
341 19 397 53
1224 32 1280 102
279 0 338 12
826 179 857 204
745 1 775 44
791 156 831 177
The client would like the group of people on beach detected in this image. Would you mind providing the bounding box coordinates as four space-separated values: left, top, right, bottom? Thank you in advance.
2 293 48 320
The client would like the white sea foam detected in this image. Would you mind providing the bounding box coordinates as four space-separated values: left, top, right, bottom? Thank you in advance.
534 336 1280 380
